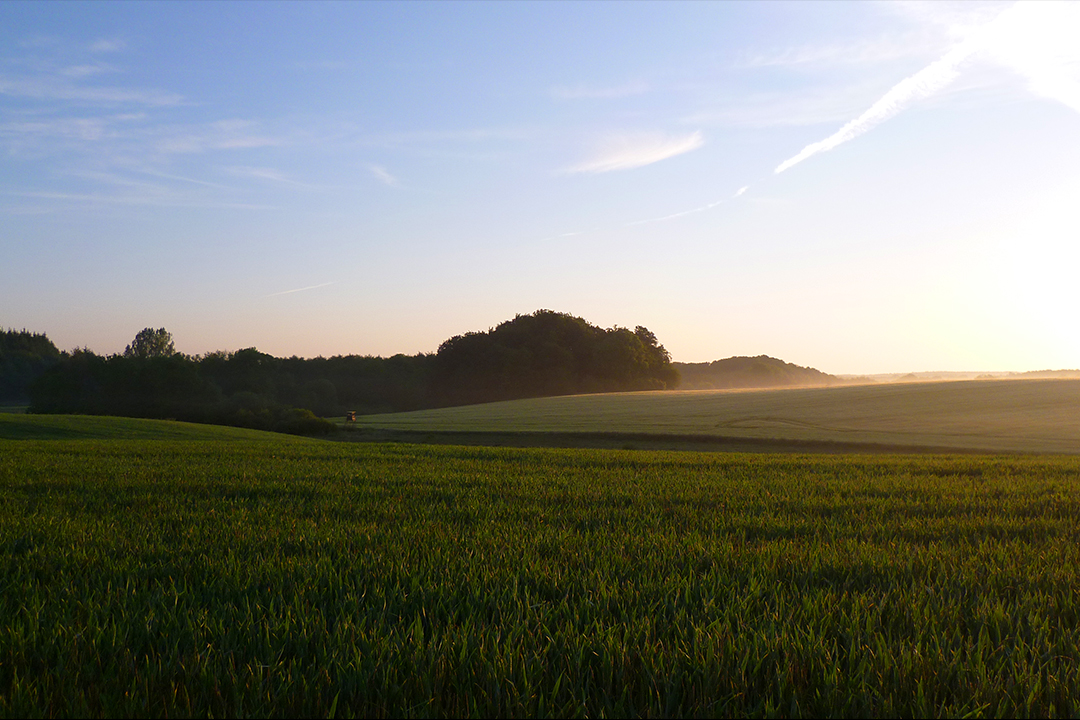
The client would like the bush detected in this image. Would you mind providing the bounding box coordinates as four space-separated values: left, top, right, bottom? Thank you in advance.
271 408 336 436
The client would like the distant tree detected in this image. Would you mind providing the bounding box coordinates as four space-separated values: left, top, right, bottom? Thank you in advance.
124 328 176 359
0 328 63 402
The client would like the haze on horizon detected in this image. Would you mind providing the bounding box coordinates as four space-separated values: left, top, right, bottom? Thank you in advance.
2 1 1078 375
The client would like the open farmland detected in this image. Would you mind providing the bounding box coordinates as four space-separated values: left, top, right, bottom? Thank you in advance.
0 413 302 442
4 414 1080 717
350 378 1080 454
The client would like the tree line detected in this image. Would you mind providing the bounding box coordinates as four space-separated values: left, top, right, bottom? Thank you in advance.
20 311 678 434
0 329 63 404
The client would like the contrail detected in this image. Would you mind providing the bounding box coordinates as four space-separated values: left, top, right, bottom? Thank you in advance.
775 42 979 174
265 281 337 297
624 186 751 227
773 5 1028 175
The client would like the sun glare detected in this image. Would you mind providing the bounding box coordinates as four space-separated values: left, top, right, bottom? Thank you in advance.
983 2 1080 112
986 176 1080 366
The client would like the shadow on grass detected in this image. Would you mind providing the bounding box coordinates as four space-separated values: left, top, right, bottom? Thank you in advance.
328 427 994 455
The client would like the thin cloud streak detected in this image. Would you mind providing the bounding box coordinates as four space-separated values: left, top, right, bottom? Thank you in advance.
738 35 933 69
358 127 535 147
683 89 870 129
133 168 235 191
774 40 979 174
265 281 337 298
565 131 704 174
60 63 116 78
551 81 650 100
624 185 749 227
223 166 293 183
89 39 125 53
0 189 270 210
368 164 399 187
156 121 280 154
0 75 184 106
220 166 337 193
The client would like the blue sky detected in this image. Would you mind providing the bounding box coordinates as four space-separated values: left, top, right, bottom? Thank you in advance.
2 1 1079 373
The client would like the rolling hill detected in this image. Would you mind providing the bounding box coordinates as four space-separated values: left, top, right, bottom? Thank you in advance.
674 355 837 390
350 378 1080 454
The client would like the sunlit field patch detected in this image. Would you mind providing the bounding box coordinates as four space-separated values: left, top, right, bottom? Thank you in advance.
351 378 1080 454
4 419 1080 717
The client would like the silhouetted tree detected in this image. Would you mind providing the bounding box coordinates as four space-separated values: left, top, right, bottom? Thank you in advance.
432 310 678 406
0 329 63 403
124 328 176 359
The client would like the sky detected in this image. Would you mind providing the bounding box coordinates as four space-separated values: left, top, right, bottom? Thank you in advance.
2 1 1079 374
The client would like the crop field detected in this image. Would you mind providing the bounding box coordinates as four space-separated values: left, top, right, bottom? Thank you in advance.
350 378 1080 454
0 413 299 442
4 414 1080 717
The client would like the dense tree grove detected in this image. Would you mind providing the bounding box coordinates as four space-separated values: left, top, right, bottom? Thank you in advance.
432 310 677 406
0 329 63 403
24 311 679 432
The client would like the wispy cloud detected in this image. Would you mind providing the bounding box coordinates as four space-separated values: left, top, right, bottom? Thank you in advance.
683 84 884 129
220 165 332 192
0 116 119 142
264 281 337 298
358 126 534 148
60 63 116 78
132 167 235 190
738 35 934 69
0 188 269 210
155 120 280 154
368 164 399 187
0 40 299 212
550 81 650 100
0 112 281 168
223 166 292 183
565 131 704 174
885 1 1006 38
0 74 185 106
89 39 125 53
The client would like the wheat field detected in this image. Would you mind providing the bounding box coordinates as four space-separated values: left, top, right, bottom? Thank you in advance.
351 379 1080 454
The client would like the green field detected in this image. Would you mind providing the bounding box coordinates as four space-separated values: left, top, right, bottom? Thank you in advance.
0 413 301 442
4 414 1080 717
351 378 1080 454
